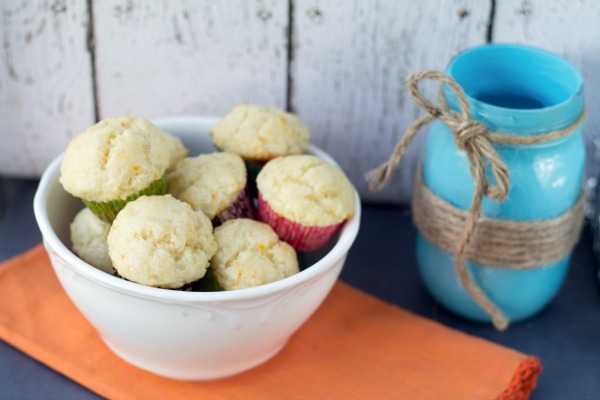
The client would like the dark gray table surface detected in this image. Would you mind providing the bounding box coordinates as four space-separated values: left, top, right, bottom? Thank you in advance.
1 177 599 399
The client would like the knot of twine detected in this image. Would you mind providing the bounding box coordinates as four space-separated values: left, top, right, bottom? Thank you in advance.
367 71 586 330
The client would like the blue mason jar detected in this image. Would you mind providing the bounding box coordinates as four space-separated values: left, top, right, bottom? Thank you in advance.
417 44 585 323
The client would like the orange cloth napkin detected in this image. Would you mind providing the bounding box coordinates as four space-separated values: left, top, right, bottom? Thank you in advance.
0 245 540 399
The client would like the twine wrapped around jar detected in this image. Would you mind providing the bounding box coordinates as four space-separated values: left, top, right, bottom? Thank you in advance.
367 71 586 330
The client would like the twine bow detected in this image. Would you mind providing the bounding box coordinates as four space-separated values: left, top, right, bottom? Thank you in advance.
369 71 510 201
367 71 520 330
378 71 511 329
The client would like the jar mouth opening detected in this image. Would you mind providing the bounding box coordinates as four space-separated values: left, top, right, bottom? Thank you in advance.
446 44 583 113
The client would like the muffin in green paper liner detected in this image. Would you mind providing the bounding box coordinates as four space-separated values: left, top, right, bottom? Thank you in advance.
81 175 167 223
107 195 217 290
60 116 176 222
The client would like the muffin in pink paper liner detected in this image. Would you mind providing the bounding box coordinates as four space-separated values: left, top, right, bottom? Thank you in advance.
256 155 355 252
167 152 255 226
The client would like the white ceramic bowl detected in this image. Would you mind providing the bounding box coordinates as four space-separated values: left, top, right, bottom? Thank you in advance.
33 117 361 380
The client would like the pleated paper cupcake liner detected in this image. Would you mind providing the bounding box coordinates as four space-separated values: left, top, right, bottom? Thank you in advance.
82 175 168 223
212 186 256 227
257 194 344 252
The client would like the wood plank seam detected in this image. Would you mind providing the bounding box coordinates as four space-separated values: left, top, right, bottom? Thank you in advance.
87 0 99 122
286 0 295 113
487 0 496 42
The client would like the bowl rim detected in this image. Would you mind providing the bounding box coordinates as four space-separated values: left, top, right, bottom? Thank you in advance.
33 116 361 302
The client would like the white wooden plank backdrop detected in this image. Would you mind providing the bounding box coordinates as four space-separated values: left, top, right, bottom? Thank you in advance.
93 0 289 118
1 0 599 205
0 0 95 177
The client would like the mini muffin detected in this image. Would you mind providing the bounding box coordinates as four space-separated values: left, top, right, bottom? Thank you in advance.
211 105 311 192
70 208 114 275
167 152 254 226
60 116 171 222
211 105 310 162
107 195 217 289
256 155 355 252
211 219 299 290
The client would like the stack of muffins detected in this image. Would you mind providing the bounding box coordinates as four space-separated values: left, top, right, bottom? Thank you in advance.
63 106 355 292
